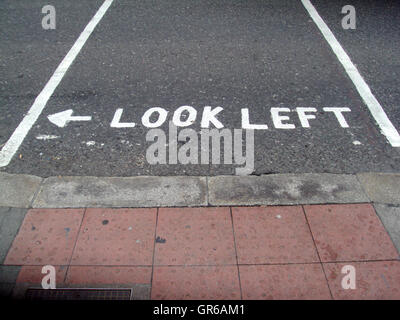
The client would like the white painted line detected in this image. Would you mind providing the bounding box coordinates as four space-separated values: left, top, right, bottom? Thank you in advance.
0 0 115 167
301 0 400 147
85 141 96 146
36 135 60 140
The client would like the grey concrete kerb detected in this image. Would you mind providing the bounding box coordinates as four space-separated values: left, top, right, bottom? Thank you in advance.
208 174 368 206
1 171 399 208
357 173 400 205
0 173 42 208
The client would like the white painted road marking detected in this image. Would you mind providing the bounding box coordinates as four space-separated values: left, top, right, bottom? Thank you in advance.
110 108 136 128
302 0 400 147
42 106 354 130
36 135 60 140
0 0 115 167
323 107 351 128
48 109 92 128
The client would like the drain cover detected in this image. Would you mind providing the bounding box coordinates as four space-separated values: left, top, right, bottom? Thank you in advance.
25 288 132 300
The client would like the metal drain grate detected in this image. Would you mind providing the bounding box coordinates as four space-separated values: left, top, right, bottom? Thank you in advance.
25 288 132 300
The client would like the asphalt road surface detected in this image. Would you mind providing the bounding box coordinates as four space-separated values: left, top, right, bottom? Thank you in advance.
1 0 399 177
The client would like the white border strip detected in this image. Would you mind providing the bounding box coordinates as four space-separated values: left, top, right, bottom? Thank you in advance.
301 0 400 147
0 0 115 167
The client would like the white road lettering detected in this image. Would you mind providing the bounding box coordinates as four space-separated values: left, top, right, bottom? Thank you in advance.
241 108 269 130
201 106 224 128
142 107 168 128
296 107 317 128
271 108 295 129
110 108 136 128
323 107 351 128
43 106 354 132
172 105 197 127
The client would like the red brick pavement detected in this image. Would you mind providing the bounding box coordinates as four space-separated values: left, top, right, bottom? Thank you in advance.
4 204 400 300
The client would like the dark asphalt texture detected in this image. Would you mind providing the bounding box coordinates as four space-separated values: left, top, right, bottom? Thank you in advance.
1 0 399 177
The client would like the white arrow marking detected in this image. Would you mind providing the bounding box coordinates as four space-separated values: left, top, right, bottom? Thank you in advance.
48 109 92 128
